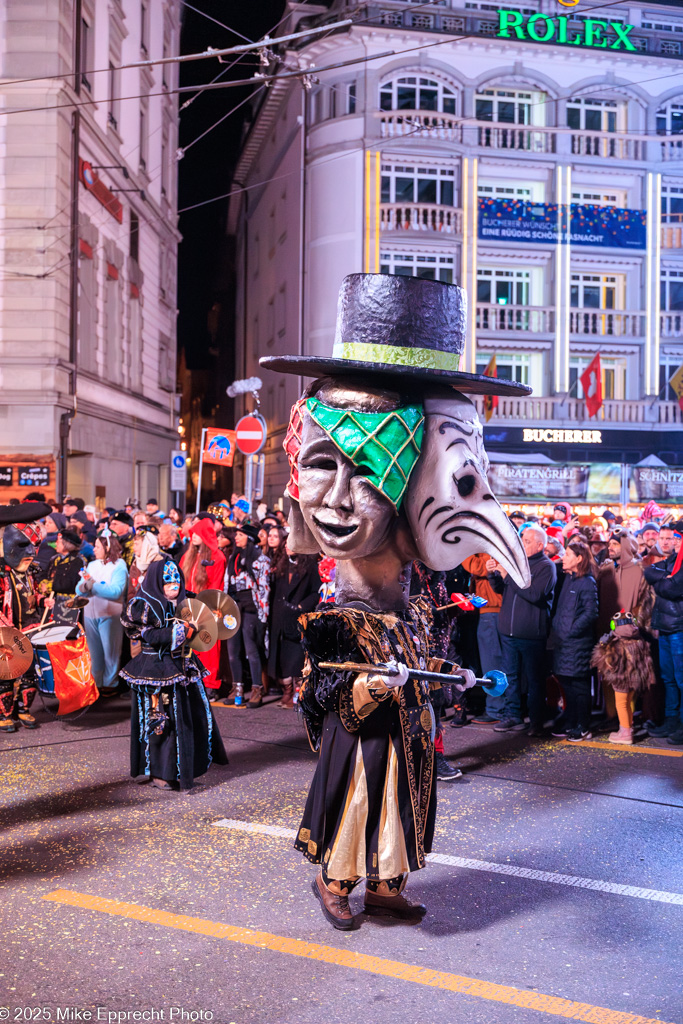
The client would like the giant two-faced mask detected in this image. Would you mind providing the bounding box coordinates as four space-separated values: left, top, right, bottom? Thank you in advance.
405 389 530 588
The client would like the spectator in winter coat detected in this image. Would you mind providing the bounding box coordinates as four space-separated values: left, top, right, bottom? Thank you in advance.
487 525 556 735
640 523 663 567
550 540 599 743
644 543 683 745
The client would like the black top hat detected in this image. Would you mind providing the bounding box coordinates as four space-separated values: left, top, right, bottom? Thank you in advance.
260 274 531 397
0 500 51 527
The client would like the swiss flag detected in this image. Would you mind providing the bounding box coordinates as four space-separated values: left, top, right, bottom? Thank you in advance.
580 353 603 418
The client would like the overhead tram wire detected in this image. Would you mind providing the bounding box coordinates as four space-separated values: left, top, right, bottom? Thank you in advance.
178 0 254 44
0 18 354 92
1 0 682 123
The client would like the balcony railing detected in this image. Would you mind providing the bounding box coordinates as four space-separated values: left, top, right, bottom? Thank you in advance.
472 395 682 426
477 123 555 154
661 312 683 337
569 309 645 338
476 304 553 333
379 110 461 141
475 305 646 338
380 202 462 234
570 130 646 161
376 112 675 163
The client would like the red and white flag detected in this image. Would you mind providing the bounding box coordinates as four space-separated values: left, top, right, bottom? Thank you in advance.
580 353 603 418
482 354 499 423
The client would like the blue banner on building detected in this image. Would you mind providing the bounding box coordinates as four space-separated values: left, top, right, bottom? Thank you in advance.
478 198 646 249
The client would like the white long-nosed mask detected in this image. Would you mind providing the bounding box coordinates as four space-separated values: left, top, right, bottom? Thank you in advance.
404 389 530 589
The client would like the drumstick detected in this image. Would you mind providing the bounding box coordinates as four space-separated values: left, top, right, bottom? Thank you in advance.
39 604 50 626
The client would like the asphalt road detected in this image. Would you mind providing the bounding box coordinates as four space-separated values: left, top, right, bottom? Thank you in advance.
1 692 682 1024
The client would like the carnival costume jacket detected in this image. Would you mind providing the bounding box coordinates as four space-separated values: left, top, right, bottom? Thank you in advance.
120 560 227 789
295 597 459 885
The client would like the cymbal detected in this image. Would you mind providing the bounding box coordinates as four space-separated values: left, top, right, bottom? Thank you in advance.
195 589 242 639
64 596 89 609
0 627 34 681
177 598 218 652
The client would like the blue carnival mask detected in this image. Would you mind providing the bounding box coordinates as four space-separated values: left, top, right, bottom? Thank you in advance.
162 561 181 587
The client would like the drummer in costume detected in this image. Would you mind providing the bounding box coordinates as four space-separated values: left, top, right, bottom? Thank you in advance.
0 502 52 732
40 528 88 625
121 558 228 790
261 275 531 929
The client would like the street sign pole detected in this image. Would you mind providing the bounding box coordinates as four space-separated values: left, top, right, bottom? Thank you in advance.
195 427 207 514
244 453 254 515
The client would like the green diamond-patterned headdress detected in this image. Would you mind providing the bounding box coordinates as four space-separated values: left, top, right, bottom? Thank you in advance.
306 397 424 510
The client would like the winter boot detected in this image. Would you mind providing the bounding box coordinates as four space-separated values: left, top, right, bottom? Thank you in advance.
608 727 633 745
278 679 294 708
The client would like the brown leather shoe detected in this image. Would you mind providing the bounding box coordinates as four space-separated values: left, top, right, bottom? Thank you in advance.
247 687 263 708
311 873 356 931
364 889 426 921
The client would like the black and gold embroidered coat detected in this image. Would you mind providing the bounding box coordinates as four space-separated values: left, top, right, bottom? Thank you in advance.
295 597 454 883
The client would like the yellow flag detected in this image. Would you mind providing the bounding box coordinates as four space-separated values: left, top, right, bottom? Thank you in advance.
669 363 683 413
482 355 498 422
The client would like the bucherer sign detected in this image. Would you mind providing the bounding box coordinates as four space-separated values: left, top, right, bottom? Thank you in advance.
496 10 637 51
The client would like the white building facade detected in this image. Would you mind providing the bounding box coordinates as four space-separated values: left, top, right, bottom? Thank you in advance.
0 0 180 507
230 0 683 510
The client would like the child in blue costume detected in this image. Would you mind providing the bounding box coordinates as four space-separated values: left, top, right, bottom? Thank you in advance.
121 558 228 790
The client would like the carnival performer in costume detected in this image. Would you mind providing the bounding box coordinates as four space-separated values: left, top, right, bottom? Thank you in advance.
121 558 228 790
0 502 52 733
260 274 531 929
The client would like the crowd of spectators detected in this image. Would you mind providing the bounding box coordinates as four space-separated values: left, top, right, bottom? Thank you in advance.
5 490 683 756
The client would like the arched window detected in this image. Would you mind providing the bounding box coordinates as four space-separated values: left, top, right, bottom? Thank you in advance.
380 76 456 114
567 96 625 132
657 101 683 135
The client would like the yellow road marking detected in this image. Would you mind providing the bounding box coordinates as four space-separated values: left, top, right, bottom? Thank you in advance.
43 889 674 1024
560 740 683 758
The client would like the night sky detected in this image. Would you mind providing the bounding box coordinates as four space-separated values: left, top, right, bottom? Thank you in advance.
177 1 285 370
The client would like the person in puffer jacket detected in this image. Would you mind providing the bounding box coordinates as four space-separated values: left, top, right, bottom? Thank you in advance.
550 539 598 743
644 539 683 745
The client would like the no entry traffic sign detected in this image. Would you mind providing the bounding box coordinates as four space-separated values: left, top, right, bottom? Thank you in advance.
235 413 267 455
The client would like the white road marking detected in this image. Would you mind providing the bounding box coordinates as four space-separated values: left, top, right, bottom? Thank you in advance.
212 817 683 906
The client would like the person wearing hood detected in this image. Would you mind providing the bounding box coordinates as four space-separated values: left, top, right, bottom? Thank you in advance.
597 531 653 636
224 522 270 707
120 558 228 789
36 512 67 571
180 518 226 693
127 524 163 599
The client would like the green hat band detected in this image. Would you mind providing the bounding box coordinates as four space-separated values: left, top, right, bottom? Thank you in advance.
306 397 424 509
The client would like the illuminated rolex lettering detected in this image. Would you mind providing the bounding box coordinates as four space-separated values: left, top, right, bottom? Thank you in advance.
496 10 637 51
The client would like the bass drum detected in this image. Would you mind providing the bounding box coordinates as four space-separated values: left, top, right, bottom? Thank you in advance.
30 623 99 715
